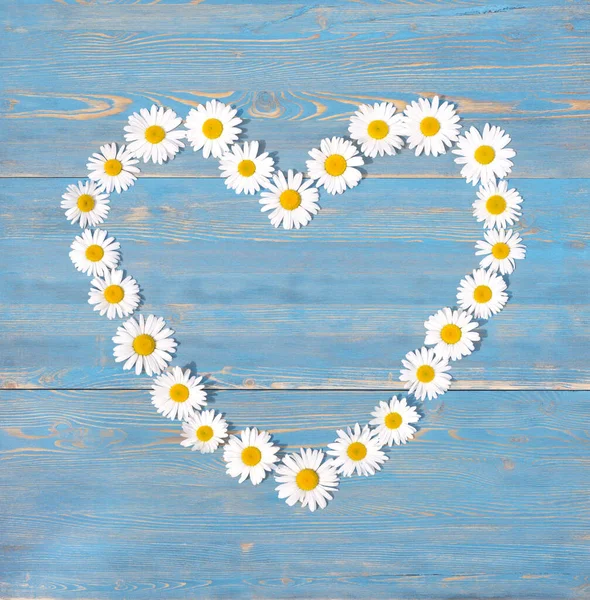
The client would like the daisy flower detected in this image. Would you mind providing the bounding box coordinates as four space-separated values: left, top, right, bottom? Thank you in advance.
112 314 177 376
424 307 480 361
275 448 339 512
457 268 508 320
150 366 206 421
326 424 387 477
185 100 242 159
453 124 515 185
219 141 274 195
61 180 110 228
223 427 279 485
473 180 523 229
181 409 228 454
402 95 461 157
87 143 140 193
399 347 452 401
123 105 185 164
348 102 405 158
475 229 526 275
306 136 364 195
88 268 140 320
369 396 421 446
69 228 120 277
259 169 320 229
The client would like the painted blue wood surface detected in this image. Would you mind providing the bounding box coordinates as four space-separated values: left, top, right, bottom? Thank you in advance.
1 0 589 598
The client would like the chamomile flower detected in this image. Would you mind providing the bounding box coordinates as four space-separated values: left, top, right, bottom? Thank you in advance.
402 95 461 157
181 409 228 453
61 180 110 228
223 428 279 485
424 307 480 361
87 143 140 193
112 314 177 377
399 347 452 401
457 268 508 320
185 100 242 159
88 269 140 320
306 136 364 195
327 423 387 477
453 124 515 185
275 448 339 512
475 229 526 275
259 169 320 229
124 105 185 164
69 228 120 277
219 141 274 195
473 180 523 229
369 396 420 446
150 366 207 421
348 102 405 158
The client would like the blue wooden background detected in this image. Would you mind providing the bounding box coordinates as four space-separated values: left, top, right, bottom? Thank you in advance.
1 1 589 598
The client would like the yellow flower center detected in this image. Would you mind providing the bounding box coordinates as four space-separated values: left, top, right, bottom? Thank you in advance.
440 323 462 344
241 446 262 466
145 125 166 144
279 189 301 211
420 116 441 137
474 145 495 165
384 411 402 430
367 119 389 140
85 244 104 262
104 159 123 176
473 285 493 303
77 194 95 212
324 154 347 176
346 441 367 461
491 242 510 259
416 365 435 383
196 425 214 442
132 333 156 356
237 159 256 177
485 194 507 215
202 118 223 140
296 468 320 491
103 284 124 304
169 383 190 403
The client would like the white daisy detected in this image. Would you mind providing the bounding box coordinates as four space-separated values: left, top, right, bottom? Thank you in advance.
219 141 274 195
475 229 526 275
61 180 110 228
88 268 140 320
185 100 242 159
87 143 140 193
223 427 279 485
69 228 120 277
326 423 387 477
259 169 320 229
424 307 480 361
180 409 228 453
399 347 452 401
402 95 461 157
369 396 421 446
112 314 177 377
348 102 405 158
457 268 508 320
306 136 364 195
473 180 523 229
453 124 515 185
150 366 207 421
275 448 339 512
123 105 185 164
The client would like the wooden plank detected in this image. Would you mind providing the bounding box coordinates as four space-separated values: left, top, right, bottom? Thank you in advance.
1 389 589 599
0 177 588 390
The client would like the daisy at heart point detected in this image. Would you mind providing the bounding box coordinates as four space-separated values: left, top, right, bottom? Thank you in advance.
63 96 526 512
